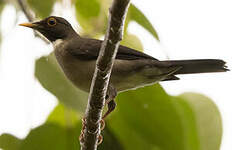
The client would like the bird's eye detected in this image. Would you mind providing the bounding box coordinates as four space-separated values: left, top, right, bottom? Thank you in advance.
47 17 57 26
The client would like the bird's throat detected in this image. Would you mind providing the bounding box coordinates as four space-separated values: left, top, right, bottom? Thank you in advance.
52 39 64 48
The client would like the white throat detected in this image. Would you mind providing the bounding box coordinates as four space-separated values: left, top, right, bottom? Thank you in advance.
52 39 64 48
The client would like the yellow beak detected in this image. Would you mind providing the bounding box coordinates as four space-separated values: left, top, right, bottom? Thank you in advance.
19 22 37 28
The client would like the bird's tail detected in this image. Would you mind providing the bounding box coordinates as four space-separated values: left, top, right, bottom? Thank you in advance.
161 59 229 75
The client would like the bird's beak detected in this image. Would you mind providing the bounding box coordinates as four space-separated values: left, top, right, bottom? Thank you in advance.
19 22 38 28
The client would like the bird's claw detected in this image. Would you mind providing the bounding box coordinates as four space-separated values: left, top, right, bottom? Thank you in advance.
100 119 105 130
97 134 103 145
79 117 87 144
79 117 105 144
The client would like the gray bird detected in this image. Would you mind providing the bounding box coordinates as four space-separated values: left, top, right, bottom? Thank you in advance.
20 16 228 118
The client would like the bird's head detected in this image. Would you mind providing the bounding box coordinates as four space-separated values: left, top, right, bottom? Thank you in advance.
19 16 77 42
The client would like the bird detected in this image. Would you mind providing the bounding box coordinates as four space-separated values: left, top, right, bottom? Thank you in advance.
20 16 229 119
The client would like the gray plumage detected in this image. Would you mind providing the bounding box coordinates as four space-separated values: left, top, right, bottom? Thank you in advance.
20 16 229 94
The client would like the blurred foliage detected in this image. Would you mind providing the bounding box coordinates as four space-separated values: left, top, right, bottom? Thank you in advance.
27 0 56 18
0 0 222 150
76 0 101 19
0 0 4 13
126 4 159 41
0 104 124 150
108 85 222 150
121 33 143 51
0 86 222 150
176 93 222 150
74 0 159 42
75 0 107 36
0 0 4 16
35 53 88 112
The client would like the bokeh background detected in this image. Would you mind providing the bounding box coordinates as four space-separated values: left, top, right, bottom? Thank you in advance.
0 0 231 150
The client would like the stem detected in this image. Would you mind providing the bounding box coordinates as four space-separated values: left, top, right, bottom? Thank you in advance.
80 0 131 150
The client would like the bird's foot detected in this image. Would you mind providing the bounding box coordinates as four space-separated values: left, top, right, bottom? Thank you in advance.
102 99 116 119
100 119 105 130
79 117 105 144
79 117 86 144
102 85 117 119
97 134 103 145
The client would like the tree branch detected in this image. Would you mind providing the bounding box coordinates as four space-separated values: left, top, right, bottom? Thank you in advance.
80 0 131 150
17 0 49 43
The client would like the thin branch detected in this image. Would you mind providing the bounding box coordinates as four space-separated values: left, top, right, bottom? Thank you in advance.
80 0 131 150
17 0 33 21
17 0 49 43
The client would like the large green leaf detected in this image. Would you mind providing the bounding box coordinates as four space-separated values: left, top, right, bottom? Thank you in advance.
47 104 80 127
46 104 124 150
98 126 124 150
109 85 183 150
0 0 4 9
107 84 222 150
127 4 159 41
0 104 124 150
0 86 222 150
174 93 222 150
0 104 80 150
27 0 55 18
0 134 21 150
20 123 79 150
0 0 4 14
35 53 88 113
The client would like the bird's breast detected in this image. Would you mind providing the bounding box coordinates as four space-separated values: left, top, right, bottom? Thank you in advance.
54 48 95 92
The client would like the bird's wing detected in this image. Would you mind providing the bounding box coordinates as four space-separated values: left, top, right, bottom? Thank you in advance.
68 38 158 61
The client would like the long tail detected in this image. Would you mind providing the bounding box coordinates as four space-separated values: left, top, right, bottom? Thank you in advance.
162 59 229 75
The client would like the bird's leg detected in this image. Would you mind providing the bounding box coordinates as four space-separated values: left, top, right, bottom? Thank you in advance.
102 85 117 119
102 100 117 119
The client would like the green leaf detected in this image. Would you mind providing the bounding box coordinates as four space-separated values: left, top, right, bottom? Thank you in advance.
46 104 124 150
0 0 4 11
35 53 88 113
47 104 80 127
99 127 125 150
127 4 159 41
75 0 100 19
19 123 80 150
108 84 222 150
20 104 81 150
0 103 80 150
0 134 22 150
109 85 183 150
176 93 222 150
27 0 55 18
0 103 124 150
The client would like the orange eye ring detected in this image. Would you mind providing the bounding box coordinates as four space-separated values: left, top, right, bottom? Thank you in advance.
47 17 57 26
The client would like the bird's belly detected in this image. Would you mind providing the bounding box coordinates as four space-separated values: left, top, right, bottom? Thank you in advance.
110 70 160 92
63 59 95 92
54 49 94 92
